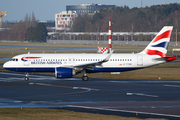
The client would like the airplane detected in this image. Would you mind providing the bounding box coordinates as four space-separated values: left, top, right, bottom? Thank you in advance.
3 26 176 81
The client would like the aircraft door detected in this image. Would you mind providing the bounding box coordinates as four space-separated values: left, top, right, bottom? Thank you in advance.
23 56 30 66
137 55 143 66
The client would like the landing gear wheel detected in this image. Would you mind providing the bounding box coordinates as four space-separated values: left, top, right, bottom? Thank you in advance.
25 77 29 81
25 72 29 81
82 76 89 81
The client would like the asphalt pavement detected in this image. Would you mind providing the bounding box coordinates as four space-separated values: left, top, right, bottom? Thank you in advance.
0 72 180 120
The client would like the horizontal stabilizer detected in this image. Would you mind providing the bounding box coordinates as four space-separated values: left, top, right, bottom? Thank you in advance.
153 56 176 62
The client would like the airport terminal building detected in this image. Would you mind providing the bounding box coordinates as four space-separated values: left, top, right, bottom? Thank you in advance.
55 11 78 28
66 4 116 16
55 4 115 28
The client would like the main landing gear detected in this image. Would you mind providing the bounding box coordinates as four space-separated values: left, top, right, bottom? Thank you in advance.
25 72 29 81
82 75 89 81
81 69 89 81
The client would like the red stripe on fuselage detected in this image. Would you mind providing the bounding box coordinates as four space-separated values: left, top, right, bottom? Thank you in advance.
21 57 42 59
153 30 172 43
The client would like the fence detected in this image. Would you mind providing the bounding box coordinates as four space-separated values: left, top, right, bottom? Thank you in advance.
47 40 180 46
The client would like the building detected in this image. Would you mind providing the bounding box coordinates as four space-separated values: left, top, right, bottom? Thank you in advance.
55 11 78 28
66 4 116 16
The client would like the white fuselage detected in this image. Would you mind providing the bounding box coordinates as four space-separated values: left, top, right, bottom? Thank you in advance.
3 53 164 73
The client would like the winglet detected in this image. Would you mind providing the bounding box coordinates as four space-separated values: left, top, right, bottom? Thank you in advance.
103 50 114 62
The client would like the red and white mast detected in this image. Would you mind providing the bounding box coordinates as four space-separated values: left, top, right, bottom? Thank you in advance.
97 34 100 51
108 16 112 52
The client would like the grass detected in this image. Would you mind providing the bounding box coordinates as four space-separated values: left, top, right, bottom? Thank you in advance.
0 108 167 120
74 67 180 80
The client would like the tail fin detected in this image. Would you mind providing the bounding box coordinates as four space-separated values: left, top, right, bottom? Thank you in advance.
140 26 173 57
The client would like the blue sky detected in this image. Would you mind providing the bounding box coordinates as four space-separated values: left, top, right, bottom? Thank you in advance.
1 0 179 21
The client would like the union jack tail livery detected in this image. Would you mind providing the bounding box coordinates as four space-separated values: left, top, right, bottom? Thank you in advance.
141 26 173 58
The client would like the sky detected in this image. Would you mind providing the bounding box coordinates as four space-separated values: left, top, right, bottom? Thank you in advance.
0 0 179 21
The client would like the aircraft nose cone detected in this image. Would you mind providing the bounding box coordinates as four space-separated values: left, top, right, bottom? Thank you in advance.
3 62 7 68
3 62 9 69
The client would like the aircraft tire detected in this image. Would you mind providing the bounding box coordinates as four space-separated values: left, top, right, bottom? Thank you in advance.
82 76 89 81
25 77 29 81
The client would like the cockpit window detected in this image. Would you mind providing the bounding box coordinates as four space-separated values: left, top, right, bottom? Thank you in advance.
10 58 18 61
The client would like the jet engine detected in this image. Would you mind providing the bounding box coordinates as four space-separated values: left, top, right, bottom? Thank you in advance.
55 67 76 78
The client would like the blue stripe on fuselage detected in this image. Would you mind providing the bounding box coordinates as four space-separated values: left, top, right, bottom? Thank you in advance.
4 67 142 73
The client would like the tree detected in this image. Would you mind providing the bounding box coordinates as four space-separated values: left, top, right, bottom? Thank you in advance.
25 26 34 42
72 15 91 32
31 11 36 26
25 23 47 42
34 23 48 42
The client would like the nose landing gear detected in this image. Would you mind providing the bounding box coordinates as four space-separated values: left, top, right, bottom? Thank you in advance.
25 72 29 81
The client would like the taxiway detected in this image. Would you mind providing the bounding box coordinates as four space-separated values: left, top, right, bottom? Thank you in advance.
0 72 180 119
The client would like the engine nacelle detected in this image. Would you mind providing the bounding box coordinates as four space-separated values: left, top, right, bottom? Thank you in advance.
55 67 76 78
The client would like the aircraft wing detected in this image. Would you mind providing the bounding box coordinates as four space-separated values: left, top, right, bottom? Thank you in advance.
73 50 114 70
